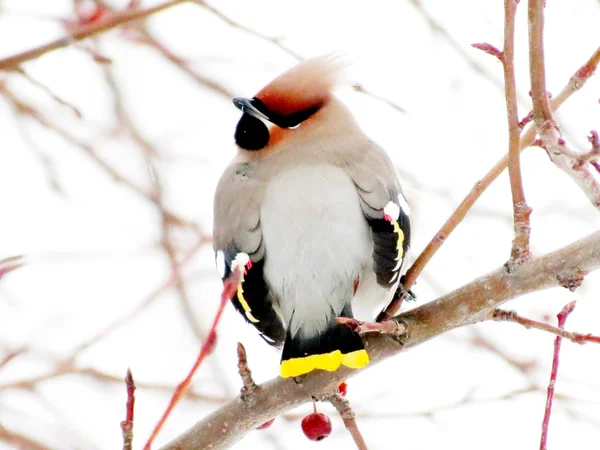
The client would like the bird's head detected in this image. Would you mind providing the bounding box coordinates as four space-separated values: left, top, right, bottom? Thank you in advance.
232 56 346 152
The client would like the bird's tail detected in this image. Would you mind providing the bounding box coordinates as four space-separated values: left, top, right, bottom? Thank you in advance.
280 315 369 378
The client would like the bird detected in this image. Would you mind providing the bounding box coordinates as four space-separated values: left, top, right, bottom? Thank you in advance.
213 56 411 378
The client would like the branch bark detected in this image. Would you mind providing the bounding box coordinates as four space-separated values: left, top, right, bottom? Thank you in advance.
503 0 532 268
325 393 369 450
493 307 600 344
160 229 600 450
121 368 136 450
540 301 576 450
0 0 191 71
528 0 600 209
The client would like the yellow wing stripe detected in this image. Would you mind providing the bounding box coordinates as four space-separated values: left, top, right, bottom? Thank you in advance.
280 349 369 378
236 278 259 323
391 220 405 260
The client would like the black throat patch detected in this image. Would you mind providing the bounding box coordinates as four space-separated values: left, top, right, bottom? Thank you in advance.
234 113 270 151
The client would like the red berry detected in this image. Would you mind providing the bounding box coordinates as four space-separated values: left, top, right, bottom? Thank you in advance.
257 418 275 430
301 413 332 441
337 382 347 397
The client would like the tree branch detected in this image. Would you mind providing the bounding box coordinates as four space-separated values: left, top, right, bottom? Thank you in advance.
503 0 532 268
379 43 600 320
325 393 368 450
237 343 259 404
160 229 600 450
528 0 600 210
121 368 136 450
190 0 404 112
0 0 191 71
142 270 241 450
492 308 600 344
540 301 576 450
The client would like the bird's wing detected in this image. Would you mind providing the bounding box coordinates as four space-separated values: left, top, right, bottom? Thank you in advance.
213 162 285 347
345 142 411 287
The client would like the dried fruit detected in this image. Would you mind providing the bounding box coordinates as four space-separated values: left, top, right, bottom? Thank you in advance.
301 412 332 441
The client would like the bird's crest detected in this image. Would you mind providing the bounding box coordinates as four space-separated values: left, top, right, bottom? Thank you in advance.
255 56 346 117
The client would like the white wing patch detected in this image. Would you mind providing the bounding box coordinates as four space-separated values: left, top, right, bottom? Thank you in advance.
215 250 226 278
232 252 250 272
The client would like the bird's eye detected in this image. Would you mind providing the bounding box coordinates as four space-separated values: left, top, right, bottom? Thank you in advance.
235 113 270 151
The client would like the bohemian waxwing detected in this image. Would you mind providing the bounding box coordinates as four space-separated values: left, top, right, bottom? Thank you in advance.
213 57 411 378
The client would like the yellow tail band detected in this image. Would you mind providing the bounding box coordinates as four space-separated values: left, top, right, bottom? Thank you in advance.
280 349 369 378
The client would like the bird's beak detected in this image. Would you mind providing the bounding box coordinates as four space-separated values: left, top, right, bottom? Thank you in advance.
232 97 271 123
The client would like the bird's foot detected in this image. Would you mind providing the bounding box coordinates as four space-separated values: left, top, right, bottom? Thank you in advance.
336 317 406 337
397 276 417 302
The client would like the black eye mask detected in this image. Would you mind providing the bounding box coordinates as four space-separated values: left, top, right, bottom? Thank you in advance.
250 98 319 129
232 97 320 151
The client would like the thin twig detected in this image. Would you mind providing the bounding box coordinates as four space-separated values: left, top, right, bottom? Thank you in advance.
0 0 191 70
15 67 83 118
469 330 537 375
503 0 532 269
104 63 205 332
190 0 404 112
408 0 528 104
528 0 600 209
540 301 576 450
97 60 210 343
326 393 369 450
528 0 552 125
142 268 242 450
0 362 225 403
237 343 259 404
133 30 234 98
0 83 203 235
491 308 600 344
11 116 64 192
68 236 209 359
286 385 563 422
471 42 504 63
0 424 50 450
547 46 600 113
0 255 26 281
0 348 27 370
573 130 600 169
104 62 205 341
587 130 599 151
121 368 136 450
88 0 232 98
378 44 600 321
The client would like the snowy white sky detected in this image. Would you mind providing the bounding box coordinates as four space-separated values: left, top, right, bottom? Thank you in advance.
1 0 600 449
